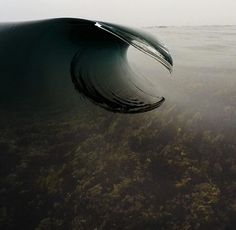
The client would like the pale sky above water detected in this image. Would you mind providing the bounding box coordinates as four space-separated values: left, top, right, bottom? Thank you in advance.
0 0 236 26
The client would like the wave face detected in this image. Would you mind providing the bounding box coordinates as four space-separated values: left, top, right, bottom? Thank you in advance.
0 18 173 113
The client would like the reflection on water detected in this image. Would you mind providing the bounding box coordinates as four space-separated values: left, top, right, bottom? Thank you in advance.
1 24 236 229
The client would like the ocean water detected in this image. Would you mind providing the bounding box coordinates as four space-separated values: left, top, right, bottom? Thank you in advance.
0 24 236 229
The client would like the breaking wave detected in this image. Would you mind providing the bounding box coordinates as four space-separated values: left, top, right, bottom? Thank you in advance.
0 18 173 113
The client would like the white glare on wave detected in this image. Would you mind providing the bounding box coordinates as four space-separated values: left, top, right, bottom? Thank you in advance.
127 45 172 99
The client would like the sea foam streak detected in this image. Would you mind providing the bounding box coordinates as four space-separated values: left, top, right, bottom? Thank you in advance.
0 18 173 113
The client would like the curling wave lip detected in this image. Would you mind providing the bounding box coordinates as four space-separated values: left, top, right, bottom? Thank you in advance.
0 18 173 113
95 22 173 73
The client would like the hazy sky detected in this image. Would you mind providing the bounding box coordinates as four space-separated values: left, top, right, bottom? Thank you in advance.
0 0 236 26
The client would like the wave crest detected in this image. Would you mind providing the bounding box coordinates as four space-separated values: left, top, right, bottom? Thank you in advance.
71 21 173 113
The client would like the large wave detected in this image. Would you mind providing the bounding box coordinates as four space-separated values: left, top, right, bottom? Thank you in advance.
0 18 173 113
